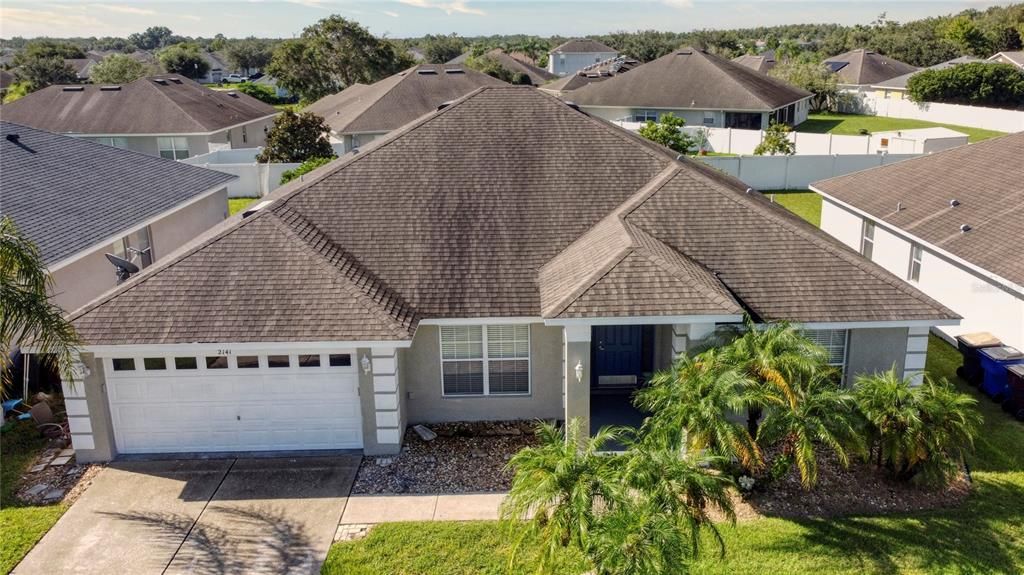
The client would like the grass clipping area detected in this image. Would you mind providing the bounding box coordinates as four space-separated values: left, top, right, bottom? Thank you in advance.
323 337 1024 574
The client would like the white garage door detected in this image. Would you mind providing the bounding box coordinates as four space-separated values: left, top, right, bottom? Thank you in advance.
104 351 362 454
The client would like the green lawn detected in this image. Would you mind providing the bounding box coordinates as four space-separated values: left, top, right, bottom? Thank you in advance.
797 112 1005 143
763 190 822 227
322 336 1024 575
0 422 68 574
228 197 261 216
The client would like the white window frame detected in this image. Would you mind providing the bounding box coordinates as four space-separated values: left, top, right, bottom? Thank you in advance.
633 109 659 123
803 329 849 371
908 244 923 282
157 136 190 160
112 225 154 269
439 324 531 397
91 137 128 148
860 220 875 260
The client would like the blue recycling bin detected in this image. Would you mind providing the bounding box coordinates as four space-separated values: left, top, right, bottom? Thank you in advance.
978 346 1024 402
956 332 1002 386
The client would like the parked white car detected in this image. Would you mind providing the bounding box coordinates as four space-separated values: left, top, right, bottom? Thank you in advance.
224 73 248 83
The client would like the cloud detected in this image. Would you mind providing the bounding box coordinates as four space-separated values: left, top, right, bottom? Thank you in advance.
179 14 202 21
284 0 332 9
0 6 108 34
661 0 694 8
383 10 400 17
90 3 157 16
398 0 485 17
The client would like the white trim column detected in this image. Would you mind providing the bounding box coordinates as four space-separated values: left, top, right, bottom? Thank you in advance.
371 347 402 448
903 326 929 386
563 325 591 437
62 353 96 451
671 324 689 358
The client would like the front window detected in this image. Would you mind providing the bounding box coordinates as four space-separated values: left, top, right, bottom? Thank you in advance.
803 329 848 369
113 226 153 269
632 110 659 122
157 136 189 160
91 137 128 148
860 220 875 260
440 324 530 396
242 126 248 144
908 244 923 282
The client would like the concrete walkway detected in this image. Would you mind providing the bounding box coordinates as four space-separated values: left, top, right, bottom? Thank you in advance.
339 492 507 524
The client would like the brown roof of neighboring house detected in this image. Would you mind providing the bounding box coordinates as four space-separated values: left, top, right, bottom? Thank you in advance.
570 47 811 111
482 49 557 85
551 39 617 54
732 51 776 74
813 132 1024 289
0 74 277 135
824 49 918 85
540 57 639 94
70 86 955 345
987 51 1024 68
306 65 505 135
0 69 14 90
64 58 96 78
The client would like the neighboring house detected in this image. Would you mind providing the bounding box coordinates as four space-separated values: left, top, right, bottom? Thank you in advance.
253 74 291 99
62 87 955 463
0 69 14 99
732 50 777 74
64 57 98 82
539 56 639 96
823 49 918 89
872 56 983 99
570 47 813 129
812 131 1023 350
199 51 229 84
987 51 1024 70
306 64 505 152
548 38 618 76
0 121 235 313
477 49 558 86
0 74 278 158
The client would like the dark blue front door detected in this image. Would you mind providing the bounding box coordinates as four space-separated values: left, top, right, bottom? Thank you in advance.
592 325 644 388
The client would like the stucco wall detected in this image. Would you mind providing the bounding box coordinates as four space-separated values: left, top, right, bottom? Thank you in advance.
403 323 565 423
67 353 117 463
846 327 909 383
50 189 227 313
820 198 1023 350
550 51 618 76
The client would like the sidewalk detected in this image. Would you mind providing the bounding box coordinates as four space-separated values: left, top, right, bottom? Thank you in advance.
340 492 507 524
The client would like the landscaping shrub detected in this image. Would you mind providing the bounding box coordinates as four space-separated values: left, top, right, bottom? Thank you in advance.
280 156 335 184
907 62 1024 109
233 81 281 105
637 113 694 154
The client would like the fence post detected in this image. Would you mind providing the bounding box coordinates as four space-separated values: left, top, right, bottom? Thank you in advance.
727 128 732 154
827 133 832 155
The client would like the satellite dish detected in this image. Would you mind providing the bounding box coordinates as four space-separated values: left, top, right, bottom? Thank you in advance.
105 253 140 284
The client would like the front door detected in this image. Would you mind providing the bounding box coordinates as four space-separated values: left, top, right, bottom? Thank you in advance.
592 325 644 389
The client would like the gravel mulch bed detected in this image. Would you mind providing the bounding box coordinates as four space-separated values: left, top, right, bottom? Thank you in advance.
16 442 104 506
353 421 540 494
742 447 971 519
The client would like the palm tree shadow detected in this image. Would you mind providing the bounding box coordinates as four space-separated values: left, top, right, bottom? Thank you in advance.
100 505 317 574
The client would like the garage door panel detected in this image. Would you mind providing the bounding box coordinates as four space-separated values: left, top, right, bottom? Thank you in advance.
107 358 363 454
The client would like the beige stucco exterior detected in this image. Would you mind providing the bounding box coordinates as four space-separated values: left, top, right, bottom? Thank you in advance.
50 188 228 313
70 116 276 159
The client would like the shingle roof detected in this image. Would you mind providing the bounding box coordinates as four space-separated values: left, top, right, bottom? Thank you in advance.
0 75 277 135
570 48 811 111
481 49 557 85
70 87 955 345
305 65 505 135
0 69 14 90
872 56 982 90
551 39 617 54
813 132 1024 289
732 51 776 74
824 49 918 85
540 57 639 94
988 51 1024 67
0 122 235 266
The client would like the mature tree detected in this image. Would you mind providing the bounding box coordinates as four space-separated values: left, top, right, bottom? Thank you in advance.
752 371 864 488
605 30 679 63
1 217 82 394
256 111 335 163
268 16 414 102
636 349 760 469
509 36 549 63
128 26 174 51
943 15 991 57
158 43 210 80
754 121 796 156
225 38 272 74
637 113 694 154
421 34 465 64
855 369 980 486
1 82 32 104
907 62 1024 108
770 59 838 111
11 40 82 90
464 54 525 84
89 54 149 84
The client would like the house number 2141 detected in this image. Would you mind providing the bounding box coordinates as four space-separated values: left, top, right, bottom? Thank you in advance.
216 349 232 355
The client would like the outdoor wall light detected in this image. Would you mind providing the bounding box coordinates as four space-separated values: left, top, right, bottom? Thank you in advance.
360 354 372 375
574 360 584 383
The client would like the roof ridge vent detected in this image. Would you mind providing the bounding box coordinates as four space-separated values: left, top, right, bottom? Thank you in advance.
949 199 961 207
170 78 183 84
418 68 438 75
564 101 580 111
444 68 464 74
436 99 456 111
677 49 693 55
62 86 85 92
99 85 121 91
152 78 168 85
960 224 971 233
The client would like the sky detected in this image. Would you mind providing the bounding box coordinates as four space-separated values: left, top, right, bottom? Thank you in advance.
0 0 1015 39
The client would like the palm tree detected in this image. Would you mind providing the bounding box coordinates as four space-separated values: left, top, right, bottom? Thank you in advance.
1 216 81 395
720 317 828 437
635 349 761 470
753 370 865 489
855 368 981 486
500 419 624 573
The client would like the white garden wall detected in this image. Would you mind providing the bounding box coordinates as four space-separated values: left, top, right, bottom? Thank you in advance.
181 144 346 198
842 92 1024 133
696 154 919 190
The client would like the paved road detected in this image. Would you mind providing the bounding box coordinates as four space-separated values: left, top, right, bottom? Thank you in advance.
14 456 360 575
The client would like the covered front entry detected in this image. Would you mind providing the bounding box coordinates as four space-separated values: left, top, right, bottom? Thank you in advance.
103 351 363 453
589 325 656 437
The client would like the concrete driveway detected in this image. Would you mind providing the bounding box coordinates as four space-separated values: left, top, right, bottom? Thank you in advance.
14 455 360 575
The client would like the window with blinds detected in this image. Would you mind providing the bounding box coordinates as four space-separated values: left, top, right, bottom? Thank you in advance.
803 329 848 368
440 325 530 396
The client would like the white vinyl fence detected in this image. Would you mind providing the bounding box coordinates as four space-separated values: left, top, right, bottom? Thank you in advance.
695 154 920 190
842 92 1024 133
182 145 346 198
612 122 944 155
